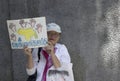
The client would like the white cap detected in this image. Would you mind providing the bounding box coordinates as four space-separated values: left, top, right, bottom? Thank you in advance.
46 23 61 33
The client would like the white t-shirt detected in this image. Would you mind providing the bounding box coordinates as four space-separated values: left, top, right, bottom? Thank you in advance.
26 43 71 81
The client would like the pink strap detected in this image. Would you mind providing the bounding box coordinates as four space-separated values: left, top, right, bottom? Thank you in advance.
41 50 52 81
41 48 57 81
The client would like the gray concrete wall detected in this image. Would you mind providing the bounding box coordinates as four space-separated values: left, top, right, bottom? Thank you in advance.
0 0 13 81
0 0 120 81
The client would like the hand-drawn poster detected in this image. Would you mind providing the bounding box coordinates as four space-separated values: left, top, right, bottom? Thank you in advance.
7 17 48 49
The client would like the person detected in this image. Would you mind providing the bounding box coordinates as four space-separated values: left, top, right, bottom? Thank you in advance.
24 23 71 81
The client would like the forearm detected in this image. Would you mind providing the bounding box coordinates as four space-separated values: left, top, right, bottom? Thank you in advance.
51 52 61 68
26 55 34 69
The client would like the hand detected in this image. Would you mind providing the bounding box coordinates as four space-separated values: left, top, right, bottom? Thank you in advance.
44 41 54 54
24 46 32 56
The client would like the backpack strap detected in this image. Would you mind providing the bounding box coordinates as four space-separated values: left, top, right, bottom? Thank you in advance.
37 47 42 62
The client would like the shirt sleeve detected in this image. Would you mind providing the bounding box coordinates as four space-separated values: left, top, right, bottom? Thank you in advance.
26 48 39 75
59 44 71 63
26 67 36 75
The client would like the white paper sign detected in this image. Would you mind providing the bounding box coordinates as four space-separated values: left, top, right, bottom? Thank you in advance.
7 17 48 49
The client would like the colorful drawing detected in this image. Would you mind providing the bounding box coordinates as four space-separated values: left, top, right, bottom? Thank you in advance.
36 23 42 33
7 17 48 49
10 33 16 41
9 23 16 32
17 28 38 41
29 18 36 27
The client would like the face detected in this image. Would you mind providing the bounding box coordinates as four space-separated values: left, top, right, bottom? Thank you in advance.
47 31 60 45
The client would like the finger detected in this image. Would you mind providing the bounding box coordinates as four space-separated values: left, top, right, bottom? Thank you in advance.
23 46 28 50
27 48 31 52
49 40 54 45
24 47 31 52
48 41 52 45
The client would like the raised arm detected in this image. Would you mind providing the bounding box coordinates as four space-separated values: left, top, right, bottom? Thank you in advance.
24 47 34 69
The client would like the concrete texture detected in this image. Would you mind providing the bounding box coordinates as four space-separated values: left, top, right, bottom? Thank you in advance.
0 0 13 81
0 0 120 81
